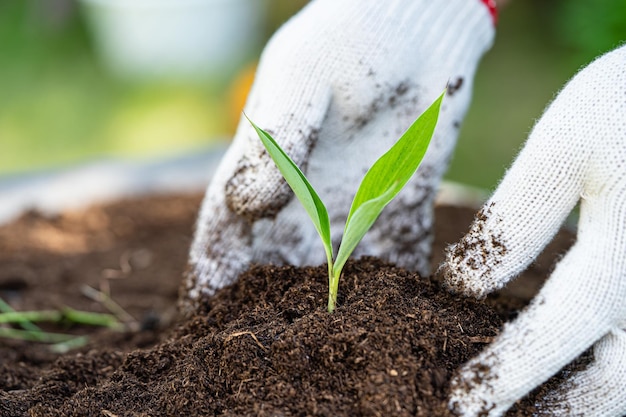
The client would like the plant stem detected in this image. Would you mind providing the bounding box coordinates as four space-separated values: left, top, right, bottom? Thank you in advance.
324 247 337 313
328 267 342 314
63 308 124 330
0 309 123 330
0 297 41 332
50 336 89 353
0 327 79 343
0 327 88 352
81 285 137 325
327 276 335 313
0 299 123 353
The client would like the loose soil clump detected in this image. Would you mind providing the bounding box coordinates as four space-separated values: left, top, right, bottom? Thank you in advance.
0 193 575 416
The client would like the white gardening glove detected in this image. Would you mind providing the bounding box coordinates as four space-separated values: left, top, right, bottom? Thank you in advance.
182 0 496 310
441 44 626 416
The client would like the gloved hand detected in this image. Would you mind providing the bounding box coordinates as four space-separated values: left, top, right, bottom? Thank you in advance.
441 44 626 416
182 0 495 310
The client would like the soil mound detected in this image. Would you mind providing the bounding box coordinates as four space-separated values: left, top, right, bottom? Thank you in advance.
0 194 575 416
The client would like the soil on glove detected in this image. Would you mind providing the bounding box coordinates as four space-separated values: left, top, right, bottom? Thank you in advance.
0 193 576 416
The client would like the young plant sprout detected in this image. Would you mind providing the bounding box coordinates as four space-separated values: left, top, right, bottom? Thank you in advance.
247 91 444 313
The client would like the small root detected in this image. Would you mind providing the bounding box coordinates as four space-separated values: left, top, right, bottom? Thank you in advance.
224 331 268 351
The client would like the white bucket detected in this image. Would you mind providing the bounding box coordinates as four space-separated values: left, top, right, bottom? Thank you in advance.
80 0 264 80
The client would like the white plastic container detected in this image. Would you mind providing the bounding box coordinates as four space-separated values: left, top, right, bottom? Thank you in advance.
80 0 264 80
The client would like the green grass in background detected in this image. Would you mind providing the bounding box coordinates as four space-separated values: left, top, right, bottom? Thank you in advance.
0 0 294 175
447 0 626 189
0 1 117 172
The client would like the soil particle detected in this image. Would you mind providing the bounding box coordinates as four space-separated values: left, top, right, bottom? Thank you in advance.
0 193 577 416
441 203 508 298
350 80 417 131
447 77 464 96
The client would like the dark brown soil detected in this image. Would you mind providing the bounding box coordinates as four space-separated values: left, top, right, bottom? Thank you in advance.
0 194 575 416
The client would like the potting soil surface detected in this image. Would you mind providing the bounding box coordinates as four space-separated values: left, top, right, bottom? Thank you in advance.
0 193 578 416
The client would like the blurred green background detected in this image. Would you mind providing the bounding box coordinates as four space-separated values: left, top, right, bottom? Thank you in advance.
0 0 625 190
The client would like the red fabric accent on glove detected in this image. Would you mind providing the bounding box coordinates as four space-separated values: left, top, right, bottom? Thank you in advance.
480 0 498 25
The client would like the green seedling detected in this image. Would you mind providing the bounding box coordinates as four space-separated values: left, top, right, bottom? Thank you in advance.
247 91 444 313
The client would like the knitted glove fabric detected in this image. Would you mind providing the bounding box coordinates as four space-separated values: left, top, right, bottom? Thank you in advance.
182 0 494 309
442 44 626 417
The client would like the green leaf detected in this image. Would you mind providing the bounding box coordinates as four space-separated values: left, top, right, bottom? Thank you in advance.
333 91 445 277
246 115 334 265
